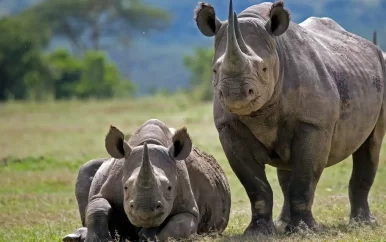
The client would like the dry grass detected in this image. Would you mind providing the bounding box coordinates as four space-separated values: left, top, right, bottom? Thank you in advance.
1 94 386 241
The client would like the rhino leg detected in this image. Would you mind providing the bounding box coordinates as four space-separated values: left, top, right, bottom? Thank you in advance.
84 197 113 242
75 158 106 226
157 213 198 241
275 169 291 233
284 123 333 233
217 124 275 236
349 108 385 224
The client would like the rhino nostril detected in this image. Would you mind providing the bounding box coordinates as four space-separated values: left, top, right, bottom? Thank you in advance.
248 89 254 95
155 201 163 210
219 90 224 98
129 201 135 209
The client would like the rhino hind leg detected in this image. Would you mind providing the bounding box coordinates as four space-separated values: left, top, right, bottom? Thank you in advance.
349 108 385 224
275 169 291 233
62 227 87 242
75 158 106 226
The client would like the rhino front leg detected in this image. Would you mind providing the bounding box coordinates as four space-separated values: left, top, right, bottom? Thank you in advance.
285 123 332 232
138 227 161 242
157 213 198 241
84 197 113 242
218 123 275 236
349 110 385 224
275 169 291 233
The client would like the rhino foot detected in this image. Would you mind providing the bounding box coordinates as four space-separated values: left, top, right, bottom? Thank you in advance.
284 216 319 234
62 228 87 242
243 218 275 237
62 234 81 242
350 212 378 226
138 227 159 242
274 217 290 234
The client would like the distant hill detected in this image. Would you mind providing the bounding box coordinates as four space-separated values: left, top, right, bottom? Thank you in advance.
1 0 386 95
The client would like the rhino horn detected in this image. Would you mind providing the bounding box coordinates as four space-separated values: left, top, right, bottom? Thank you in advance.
233 12 248 53
137 142 156 188
224 0 248 72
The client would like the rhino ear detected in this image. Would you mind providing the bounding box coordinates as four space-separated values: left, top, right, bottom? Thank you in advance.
168 127 192 161
194 2 222 37
265 1 290 36
105 125 132 159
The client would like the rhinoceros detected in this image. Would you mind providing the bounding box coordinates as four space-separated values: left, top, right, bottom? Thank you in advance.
194 0 386 235
373 31 386 62
63 119 231 242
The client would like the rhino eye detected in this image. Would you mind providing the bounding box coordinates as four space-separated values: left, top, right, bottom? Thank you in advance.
212 69 217 74
167 186 172 191
124 186 128 191
262 67 267 72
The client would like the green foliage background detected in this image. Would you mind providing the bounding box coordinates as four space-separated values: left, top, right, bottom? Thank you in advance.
0 0 172 101
184 48 215 101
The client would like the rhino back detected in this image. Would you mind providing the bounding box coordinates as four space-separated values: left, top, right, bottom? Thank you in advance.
128 119 173 147
185 147 231 233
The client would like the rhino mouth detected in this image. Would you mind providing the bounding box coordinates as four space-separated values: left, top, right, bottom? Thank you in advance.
128 212 166 228
222 95 261 115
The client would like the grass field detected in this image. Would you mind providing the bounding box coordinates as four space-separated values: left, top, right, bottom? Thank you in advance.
1 94 386 242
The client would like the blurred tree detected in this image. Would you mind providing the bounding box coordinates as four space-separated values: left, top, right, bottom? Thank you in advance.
0 19 135 102
45 49 83 99
74 51 135 99
0 0 168 101
47 49 135 100
0 15 51 101
26 0 171 53
184 48 214 101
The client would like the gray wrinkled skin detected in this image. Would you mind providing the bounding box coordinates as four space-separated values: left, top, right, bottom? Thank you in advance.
195 0 386 236
63 119 231 242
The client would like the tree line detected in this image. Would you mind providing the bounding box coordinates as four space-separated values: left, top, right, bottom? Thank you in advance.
0 0 214 102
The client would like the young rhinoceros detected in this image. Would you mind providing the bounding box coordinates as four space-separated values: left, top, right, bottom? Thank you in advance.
63 119 231 242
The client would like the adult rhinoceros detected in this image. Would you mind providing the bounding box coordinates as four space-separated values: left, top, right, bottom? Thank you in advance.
194 0 386 235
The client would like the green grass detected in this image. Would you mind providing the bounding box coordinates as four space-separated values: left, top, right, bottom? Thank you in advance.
1 94 386 241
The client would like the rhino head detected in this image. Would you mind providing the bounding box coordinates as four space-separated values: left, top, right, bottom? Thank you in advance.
104 125 192 228
195 0 290 115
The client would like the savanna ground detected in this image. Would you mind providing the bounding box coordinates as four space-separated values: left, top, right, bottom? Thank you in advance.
1 94 386 242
